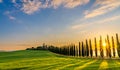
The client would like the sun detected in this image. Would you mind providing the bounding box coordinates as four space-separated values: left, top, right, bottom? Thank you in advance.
103 43 107 47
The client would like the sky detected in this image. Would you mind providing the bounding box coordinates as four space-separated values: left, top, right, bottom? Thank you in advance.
0 0 120 51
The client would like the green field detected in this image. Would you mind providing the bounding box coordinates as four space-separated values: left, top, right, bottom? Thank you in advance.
0 50 120 70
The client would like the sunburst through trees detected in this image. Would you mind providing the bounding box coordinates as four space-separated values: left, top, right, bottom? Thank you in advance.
27 33 120 59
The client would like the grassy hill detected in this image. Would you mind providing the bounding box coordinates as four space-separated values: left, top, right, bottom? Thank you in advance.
0 50 120 70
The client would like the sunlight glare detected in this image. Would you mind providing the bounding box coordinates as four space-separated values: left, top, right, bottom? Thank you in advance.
103 43 107 47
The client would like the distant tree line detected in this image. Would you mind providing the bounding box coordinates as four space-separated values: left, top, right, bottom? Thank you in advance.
26 33 120 58
26 43 48 50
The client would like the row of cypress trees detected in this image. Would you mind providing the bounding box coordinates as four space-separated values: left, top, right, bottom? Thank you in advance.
48 33 120 58
116 34 120 57
26 33 120 58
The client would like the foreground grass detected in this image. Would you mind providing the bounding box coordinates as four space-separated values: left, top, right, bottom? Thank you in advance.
0 50 120 70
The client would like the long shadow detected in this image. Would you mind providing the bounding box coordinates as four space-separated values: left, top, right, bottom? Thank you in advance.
74 60 98 70
107 59 120 70
57 59 92 70
0 57 64 70
57 59 93 70
25 58 77 69
1 67 29 70
40 58 90 70
82 59 103 70
40 59 78 70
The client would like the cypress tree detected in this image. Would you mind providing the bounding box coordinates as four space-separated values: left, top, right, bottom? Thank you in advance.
69 46 70 56
70 45 73 56
82 42 84 57
105 39 109 57
84 44 86 57
75 46 77 56
79 42 81 57
94 37 97 57
73 45 76 56
112 36 115 57
107 35 111 58
63 47 65 55
116 33 120 57
71 45 73 56
86 39 89 57
100 36 104 58
67 46 69 55
76 46 78 56
89 39 93 57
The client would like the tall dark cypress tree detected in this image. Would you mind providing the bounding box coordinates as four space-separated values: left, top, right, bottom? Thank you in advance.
107 35 111 58
105 39 109 57
84 44 86 57
75 46 78 56
86 39 89 57
79 42 81 57
82 42 84 57
89 39 93 57
72 45 74 56
112 36 115 57
73 45 76 56
100 36 104 58
94 37 97 57
66 46 69 55
70 45 73 56
116 33 120 57
68 46 70 56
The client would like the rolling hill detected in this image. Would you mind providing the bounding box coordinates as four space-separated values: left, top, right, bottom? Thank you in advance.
0 50 120 70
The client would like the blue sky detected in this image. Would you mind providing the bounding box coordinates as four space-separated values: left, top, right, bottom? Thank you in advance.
0 0 120 50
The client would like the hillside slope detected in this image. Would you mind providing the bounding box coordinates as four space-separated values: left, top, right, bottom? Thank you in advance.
0 50 120 70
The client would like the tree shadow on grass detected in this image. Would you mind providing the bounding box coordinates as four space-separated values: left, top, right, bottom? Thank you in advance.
58 59 92 70
107 67 120 70
3 67 29 70
40 60 76 70
73 60 98 70
107 60 120 70
25 58 76 70
82 60 103 70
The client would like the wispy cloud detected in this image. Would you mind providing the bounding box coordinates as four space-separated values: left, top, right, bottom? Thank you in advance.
16 0 89 15
51 0 89 9
9 16 16 20
21 0 42 15
4 11 16 20
64 0 89 8
72 15 120 29
84 0 120 19
4 11 23 24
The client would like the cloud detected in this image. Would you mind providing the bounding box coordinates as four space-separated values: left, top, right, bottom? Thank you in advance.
12 0 16 3
0 0 2 3
4 11 23 24
19 0 89 15
51 0 89 8
9 16 16 20
4 11 16 20
64 0 89 8
50 0 63 8
72 15 120 30
84 0 120 19
21 0 42 15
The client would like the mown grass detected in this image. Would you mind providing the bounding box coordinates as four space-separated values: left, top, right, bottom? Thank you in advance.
0 50 120 70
